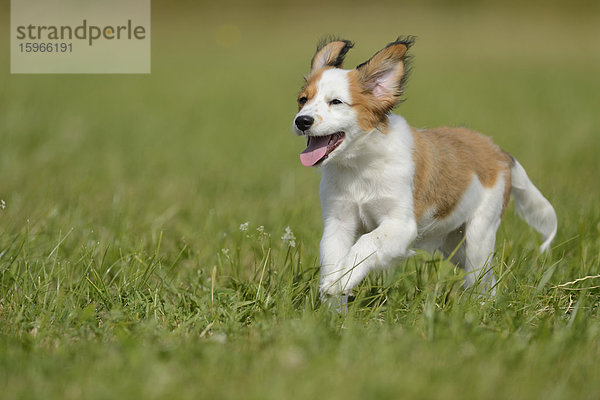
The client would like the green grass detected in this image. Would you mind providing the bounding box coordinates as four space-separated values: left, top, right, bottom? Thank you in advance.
2 2 600 399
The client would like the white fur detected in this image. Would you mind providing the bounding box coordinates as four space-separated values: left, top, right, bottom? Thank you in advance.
510 160 558 252
293 66 556 300
293 69 355 144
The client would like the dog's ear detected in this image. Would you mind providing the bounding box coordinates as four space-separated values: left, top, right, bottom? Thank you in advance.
310 38 354 72
355 37 415 109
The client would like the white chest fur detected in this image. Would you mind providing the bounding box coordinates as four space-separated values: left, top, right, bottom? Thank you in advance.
319 116 416 231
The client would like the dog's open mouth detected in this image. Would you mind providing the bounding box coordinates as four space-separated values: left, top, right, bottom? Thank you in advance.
300 132 345 167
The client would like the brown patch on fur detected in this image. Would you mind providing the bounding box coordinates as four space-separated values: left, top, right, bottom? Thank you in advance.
311 41 352 71
411 127 513 219
297 67 329 111
347 69 390 131
346 41 410 132
297 39 353 110
355 43 408 107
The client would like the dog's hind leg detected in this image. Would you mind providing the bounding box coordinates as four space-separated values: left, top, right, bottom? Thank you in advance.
441 219 499 295
463 218 499 294
461 179 507 295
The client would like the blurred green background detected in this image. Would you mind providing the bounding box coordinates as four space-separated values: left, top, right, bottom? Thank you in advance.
1 0 599 237
1 1 600 399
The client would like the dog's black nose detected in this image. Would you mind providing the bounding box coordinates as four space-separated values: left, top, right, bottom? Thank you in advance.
295 115 314 132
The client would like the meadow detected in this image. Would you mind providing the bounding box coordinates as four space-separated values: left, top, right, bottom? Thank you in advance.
1 2 600 399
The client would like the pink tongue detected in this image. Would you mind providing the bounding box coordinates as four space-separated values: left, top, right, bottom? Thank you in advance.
300 136 330 167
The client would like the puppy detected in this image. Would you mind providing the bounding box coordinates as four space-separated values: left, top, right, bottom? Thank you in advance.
292 37 557 303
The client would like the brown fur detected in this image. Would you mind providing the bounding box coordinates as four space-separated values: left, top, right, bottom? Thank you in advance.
311 41 351 71
297 67 329 111
411 127 513 219
346 42 409 132
298 40 353 111
347 69 390 132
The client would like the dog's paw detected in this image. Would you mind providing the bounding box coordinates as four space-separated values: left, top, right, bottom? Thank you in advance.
320 265 350 296
320 274 354 314
319 277 343 297
320 292 353 314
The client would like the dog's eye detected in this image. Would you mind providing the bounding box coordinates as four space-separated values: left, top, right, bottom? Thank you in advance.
298 96 308 105
329 99 343 105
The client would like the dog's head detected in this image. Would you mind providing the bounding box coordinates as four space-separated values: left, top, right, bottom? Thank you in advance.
293 37 414 167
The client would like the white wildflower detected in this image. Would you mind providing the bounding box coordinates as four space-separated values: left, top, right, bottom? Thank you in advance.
0 200 5 209
221 248 230 256
239 221 249 232
256 225 270 241
281 226 296 248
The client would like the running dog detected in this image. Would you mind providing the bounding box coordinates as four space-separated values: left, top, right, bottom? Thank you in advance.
292 37 557 302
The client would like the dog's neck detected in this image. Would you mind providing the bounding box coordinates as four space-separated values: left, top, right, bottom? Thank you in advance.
322 114 410 171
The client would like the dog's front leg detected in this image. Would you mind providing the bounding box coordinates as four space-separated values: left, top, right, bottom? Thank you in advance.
327 217 417 296
319 215 358 303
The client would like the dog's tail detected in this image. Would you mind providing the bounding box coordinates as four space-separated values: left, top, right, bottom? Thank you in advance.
510 158 557 252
